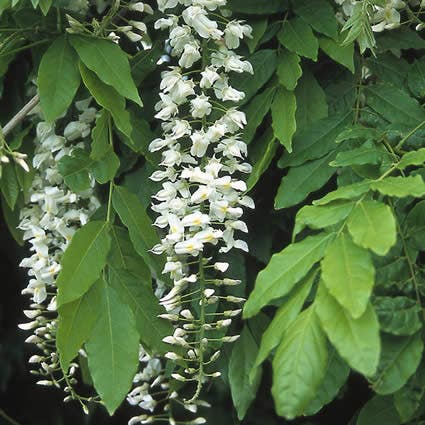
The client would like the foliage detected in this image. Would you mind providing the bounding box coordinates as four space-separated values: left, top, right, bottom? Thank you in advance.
1 1 425 425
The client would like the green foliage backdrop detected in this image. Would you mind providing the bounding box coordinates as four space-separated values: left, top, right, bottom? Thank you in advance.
1 1 425 425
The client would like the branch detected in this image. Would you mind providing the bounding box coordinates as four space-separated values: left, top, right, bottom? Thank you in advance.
2 94 40 137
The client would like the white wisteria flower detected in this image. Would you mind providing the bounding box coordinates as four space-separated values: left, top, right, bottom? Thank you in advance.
18 99 99 396
127 0 254 423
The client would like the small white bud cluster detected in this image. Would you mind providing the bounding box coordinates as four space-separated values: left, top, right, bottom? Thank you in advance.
0 144 30 177
66 1 153 48
108 2 154 46
127 347 210 425
18 98 99 391
335 0 424 32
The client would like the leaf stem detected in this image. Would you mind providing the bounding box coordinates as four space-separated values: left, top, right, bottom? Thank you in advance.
106 115 115 223
0 39 50 57
187 254 206 403
106 180 114 223
187 37 210 403
353 56 364 125
396 119 425 150
389 200 424 316
0 409 22 425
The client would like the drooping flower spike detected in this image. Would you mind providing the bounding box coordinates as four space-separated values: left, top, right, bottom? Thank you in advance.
127 0 254 423
18 99 99 406
137 0 251 411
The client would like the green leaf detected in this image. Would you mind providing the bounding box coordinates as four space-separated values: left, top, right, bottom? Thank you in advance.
90 109 110 160
112 185 163 279
341 3 376 54
38 36 80 122
57 279 102 371
372 333 423 395
294 202 354 236
277 18 319 61
247 128 278 191
276 49 302 91
243 86 276 144
16 161 34 199
229 325 262 420
9 126 31 151
370 175 425 198
79 63 132 137
398 148 425 169
367 53 409 87
87 283 139 415
271 87 296 152
58 148 92 193
330 144 387 167
131 41 163 86
91 149 120 184
303 346 350 416
406 200 425 251
347 200 397 256
109 225 151 278
375 257 410 290
336 125 380 144
38 0 52 15
275 152 336 209
1 200 23 246
121 108 157 156
233 50 277 105
374 296 422 337
293 0 338 39
408 59 425 98
0 164 19 210
56 221 111 306
366 84 425 126
394 362 425 422
253 270 315 372
295 70 328 131
89 110 120 184
272 305 328 419
244 233 335 318
245 19 268 54
316 284 380 376
70 35 142 106
313 181 371 205
279 112 351 168
376 27 425 51
228 0 288 14
109 267 173 355
357 396 400 425
322 233 375 319
319 36 355 73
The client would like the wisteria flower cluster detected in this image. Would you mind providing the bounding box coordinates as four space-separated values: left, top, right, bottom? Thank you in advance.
18 99 99 399
147 0 253 406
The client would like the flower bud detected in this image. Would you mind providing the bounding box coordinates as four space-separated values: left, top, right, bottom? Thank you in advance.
28 355 43 363
171 373 187 382
36 380 53 386
165 352 181 361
